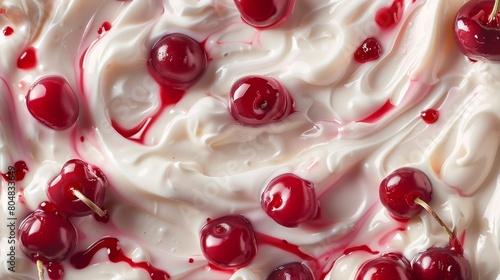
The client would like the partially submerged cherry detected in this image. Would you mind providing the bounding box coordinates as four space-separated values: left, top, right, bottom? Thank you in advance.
267 262 314 280
355 253 411 280
234 0 295 29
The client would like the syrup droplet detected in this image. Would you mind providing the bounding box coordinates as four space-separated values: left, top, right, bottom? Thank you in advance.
3 26 14 36
2 161 29 181
188 258 194 263
98 22 112 34
93 212 110 223
420 109 439 124
46 261 64 280
17 47 37 70
70 237 170 280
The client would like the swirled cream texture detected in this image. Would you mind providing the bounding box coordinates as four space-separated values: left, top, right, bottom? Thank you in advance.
1 0 500 279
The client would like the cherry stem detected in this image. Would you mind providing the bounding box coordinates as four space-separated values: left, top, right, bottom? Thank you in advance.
72 189 107 217
414 197 453 240
36 259 44 280
488 0 500 23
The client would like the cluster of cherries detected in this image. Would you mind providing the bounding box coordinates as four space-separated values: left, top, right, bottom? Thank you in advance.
355 167 472 280
18 159 107 279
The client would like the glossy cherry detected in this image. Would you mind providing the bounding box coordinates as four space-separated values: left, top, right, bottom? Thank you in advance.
355 253 412 280
354 37 382 63
47 159 107 217
379 167 432 220
200 215 257 269
26 76 79 130
411 247 472 280
261 173 317 227
148 33 207 88
229 75 293 126
267 262 314 280
234 0 295 29
453 0 500 61
18 203 78 262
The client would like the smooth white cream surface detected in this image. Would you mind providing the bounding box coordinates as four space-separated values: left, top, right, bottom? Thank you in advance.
1 0 499 279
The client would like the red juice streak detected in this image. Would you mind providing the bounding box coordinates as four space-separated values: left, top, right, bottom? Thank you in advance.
256 233 315 261
420 108 439 124
375 0 404 29
17 47 37 69
3 26 14 36
46 261 64 280
111 86 185 144
2 161 28 181
358 100 394 123
343 245 379 256
70 237 170 280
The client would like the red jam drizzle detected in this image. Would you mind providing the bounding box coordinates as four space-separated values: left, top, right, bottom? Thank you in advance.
110 87 185 144
17 47 37 70
2 161 28 181
98 22 112 35
343 245 379 256
358 100 395 123
375 0 404 29
420 108 439 124
3 26 14 36
188 258 194 263
70 237 170 280
256 233 315 261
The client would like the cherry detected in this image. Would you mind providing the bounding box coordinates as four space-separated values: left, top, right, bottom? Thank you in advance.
18 204 78 262
379 167 432 220
267 262 314 280
261 173 317 227
148 33 207 88
47 159 107 217
453 0 500 61
234 0 295 29
229 75 294 126
26 76 79 130
355 253 412 280
200 215 257 269
411 247 472 280
354 37 382 63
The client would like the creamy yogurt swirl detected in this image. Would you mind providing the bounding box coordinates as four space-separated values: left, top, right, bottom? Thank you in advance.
1 0 499 279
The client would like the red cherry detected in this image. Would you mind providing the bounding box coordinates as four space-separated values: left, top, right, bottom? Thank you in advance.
267 262 314 280
411 247 472 280
355 253 412 280
354 37 383 63
234 0 295 29
229 75 293 126
200 215 257 269
18 207 78 262
148 33 207 88
261 173 317 227
47 159 107 217
453 0 500 61
379 167 432 220
26 76 79 130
